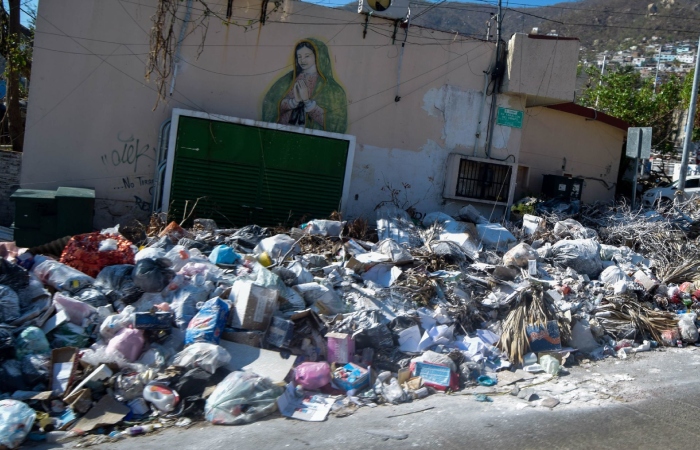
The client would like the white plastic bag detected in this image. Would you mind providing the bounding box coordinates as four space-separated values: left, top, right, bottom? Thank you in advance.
205 371 284 425
679 313 699 343
502 243 538 268
0 400 35 449
254 235 300 259
172 343 231 374
32 260 95 294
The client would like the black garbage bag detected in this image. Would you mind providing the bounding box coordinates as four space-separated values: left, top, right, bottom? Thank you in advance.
0 285 20 324
228 225 270 254
0 259 29 292
0 359 27 392
74 287 110 308
388 315 422 345
177 238 210 251
355 323 394 350
94 264 143 305
0 328 14 361
132 258 175 293
21 353 50 387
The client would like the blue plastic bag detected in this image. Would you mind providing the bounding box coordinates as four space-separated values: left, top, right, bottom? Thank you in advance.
185 298 230 345
208 246 240 265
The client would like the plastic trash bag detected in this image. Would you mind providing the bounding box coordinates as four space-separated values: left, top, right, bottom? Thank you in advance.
228 225 270 254
551 239 603 278
208 245 241 265
73 287 109 308
16 274 50 310
372 239 413 264
254 235 300 259
0 359 26 392
21 353 50 387
135 247 167 262
80 343 146 372
49 322 89 348
107 328 145 362
599 266 630 285
100 305 136 341
503 242 538 268
0 400 36 449
376 205 424 248
172 283 212 329
205 371 284 425
185 298 230 345
304 220 345 237
553 219 597 240
94 265 143 305
293 282 345 315
0 329 13 361
33 259 95 294
0 285 20 323
0 259 29 293
53 292 97 325
172 342 231 374
15 326 50 360
133 258 176 293
679 313 699 343
294 362 331 390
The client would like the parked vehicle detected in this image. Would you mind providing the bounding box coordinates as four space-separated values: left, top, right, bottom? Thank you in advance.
642 175 700 207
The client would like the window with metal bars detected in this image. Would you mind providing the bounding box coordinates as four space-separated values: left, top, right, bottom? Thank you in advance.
455 159 512 202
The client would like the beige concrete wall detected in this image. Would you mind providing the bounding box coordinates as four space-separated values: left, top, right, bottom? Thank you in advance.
518 107 624 204
503 33 579 106
22 0 532 227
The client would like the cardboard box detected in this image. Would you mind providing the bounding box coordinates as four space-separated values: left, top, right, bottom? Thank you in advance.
49 347 79 395
333 363 369 392
230 280 278 331
221 329 265 348
326 332 355 364
413 362 451 391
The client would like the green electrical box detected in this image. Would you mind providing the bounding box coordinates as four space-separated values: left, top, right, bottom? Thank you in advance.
10 187 95 247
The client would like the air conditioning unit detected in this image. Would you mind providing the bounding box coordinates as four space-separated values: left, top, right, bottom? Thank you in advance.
358 0 410 21
442 153 517 206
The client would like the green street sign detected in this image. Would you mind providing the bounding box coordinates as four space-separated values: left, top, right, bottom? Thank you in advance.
496 107 524 129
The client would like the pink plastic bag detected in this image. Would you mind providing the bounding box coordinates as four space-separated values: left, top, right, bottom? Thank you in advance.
106 328 145 362
54 292 97 325
294 362 331 390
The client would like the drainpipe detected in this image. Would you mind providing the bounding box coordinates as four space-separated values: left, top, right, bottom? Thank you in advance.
473 72 490 156
169 0 194 96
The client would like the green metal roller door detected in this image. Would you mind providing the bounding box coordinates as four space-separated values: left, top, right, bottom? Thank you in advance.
170 116 350 227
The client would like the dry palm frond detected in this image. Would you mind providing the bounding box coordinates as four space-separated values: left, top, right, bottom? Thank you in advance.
496 284 568 364
595 296 678 344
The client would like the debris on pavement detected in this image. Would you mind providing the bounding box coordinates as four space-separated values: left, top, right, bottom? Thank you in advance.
3 197 700 445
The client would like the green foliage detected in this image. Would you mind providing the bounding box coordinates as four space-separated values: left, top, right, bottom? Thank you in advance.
681 69 700 142
578 66 684 154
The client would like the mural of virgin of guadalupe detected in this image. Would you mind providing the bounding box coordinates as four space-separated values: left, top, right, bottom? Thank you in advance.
262 38 348 134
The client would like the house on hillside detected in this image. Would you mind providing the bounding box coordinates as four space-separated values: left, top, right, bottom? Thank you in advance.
21 0 627 228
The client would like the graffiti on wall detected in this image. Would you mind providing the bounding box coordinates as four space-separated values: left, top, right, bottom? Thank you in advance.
262 38 348 133
101 132 155 174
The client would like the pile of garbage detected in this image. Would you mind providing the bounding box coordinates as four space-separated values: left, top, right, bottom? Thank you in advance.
2 200 700 447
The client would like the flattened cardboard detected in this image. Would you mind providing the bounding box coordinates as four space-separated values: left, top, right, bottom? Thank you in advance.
70 394 130 432
219 339 295 384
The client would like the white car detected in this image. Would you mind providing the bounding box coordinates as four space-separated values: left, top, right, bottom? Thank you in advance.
642 175 700 207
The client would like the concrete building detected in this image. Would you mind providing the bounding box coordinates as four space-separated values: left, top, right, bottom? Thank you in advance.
677 54 696 64
21 0 623 228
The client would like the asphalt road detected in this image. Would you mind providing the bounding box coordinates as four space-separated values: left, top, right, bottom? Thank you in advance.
30 347 700 450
